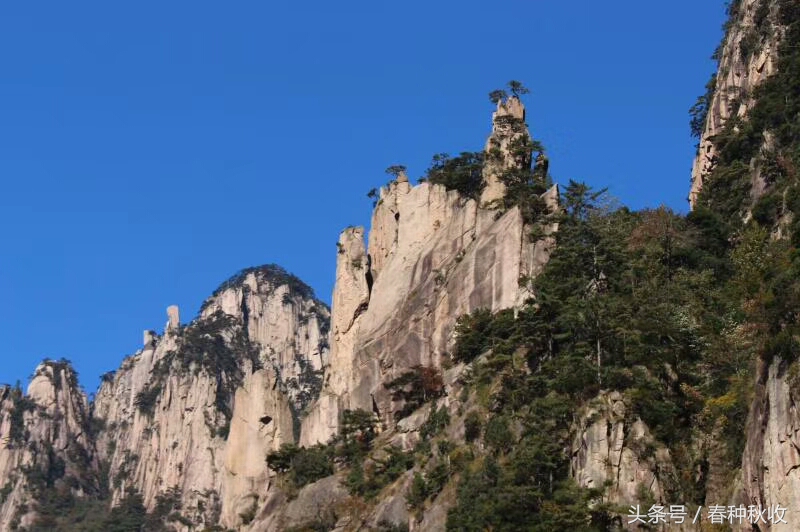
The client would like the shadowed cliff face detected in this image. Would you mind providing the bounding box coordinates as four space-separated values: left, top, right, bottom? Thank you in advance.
687 1 800 527
736 357 800 531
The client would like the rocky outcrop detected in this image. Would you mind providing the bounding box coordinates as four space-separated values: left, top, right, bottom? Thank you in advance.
302 96 558 446
94 328 234 528
221 368 297 527
250 475 349 531
570 392 672 516
199 266 331 415
0 361 97 530
735 356 800 531
480 96 530 207
167 305 180 331
300 228 370 446
92 265 330 530
689 0 782 208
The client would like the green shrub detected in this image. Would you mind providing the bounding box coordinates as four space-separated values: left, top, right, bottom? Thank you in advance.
406 472 429 509
133 386 160 417
420 406 450 440
453 309 494 363
291 445 334 488
348 446 413 499
385 366 445 420
267 443 334 490
8 385 36 444
463 411 482 442
424 152 485 200
484 416 513 453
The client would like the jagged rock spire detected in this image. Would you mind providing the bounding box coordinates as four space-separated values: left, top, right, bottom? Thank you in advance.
480 95 533 207
166 305 180 331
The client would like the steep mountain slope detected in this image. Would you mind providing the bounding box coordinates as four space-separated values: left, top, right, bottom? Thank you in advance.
689 1 800 529
690 0 784 209
0 266 330 531
0 361 98 530
0 92 567 531
92 266 330 530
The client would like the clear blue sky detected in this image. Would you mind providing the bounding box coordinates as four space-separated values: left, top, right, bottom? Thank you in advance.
0 1 726 393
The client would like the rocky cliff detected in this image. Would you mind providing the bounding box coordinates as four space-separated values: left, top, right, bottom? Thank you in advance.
0 93 571 531
301 95 558 447
735 357 800 531
570 392 673 510
0 265 331 531
689 0 783 209
687 1 800 529
91 266 329 530
0 361 97 530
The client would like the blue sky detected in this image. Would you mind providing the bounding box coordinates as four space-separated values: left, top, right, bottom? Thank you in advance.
0 1 726 393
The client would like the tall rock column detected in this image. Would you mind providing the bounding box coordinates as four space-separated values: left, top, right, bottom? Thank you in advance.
735 357 800 531
300 227 370 446
479 95 532 207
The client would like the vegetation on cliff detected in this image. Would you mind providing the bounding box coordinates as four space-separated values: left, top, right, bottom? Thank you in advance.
201 263 327 313
696 0 800 230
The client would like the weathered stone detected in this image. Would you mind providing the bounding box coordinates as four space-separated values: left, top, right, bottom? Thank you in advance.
221 369 294 528
301 94 559 444
1 90 564 532
367 471 413 529
480 96 531 207
0 362 95 530
250 476 348 532
570 391 670 518
167 305 180 330
302 179 558 444
689 0 782 209
93 267 330 530
735 357 800 531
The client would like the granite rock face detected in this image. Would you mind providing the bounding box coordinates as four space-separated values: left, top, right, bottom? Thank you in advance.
480 95 531 207
249 475 349 532
0 98 563 530
198 267 331 415
91 266 329 530
735 357 800 531
570 392 671 508
689 0 783 208
0 362 96 530
687 1 800 527
301 96 559 446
